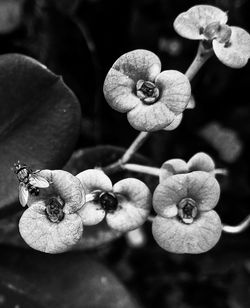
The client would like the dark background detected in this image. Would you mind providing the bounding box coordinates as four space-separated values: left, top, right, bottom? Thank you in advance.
0 0 250 307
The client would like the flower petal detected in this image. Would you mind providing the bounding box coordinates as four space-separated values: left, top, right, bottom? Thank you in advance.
19 203 83 253
29 170 85 214
103 68 141 113
103 49 161 113
213 26 250 68
187 152 215 173
153 174 188 217
154 171 220 216
174 5 228 40
106 178 151 232
77 169 112 195
78 201 105 226
152 211 222 254
163 113 183 131
185 171 220 211
160 158 188 183
156 70 191 114
127 102 175 132
111 49 161 82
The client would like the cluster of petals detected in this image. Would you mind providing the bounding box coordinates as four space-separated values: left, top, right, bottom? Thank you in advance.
103 49 191 132
76 169 152 232
18 168 152 253
152 162 222 254
160 152 216 182
174 5 250 68
19 169 85 254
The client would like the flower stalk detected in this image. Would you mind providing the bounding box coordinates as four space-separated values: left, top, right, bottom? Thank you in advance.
103 131 150 174
185 41 213 81
223 214 250 233
122 163 160 177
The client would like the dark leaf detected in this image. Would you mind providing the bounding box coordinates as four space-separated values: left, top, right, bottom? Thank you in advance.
0 247 141 308
0 53 81 211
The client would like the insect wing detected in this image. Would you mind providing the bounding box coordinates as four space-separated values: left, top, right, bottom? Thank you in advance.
19 184 29 207
29 173 50 188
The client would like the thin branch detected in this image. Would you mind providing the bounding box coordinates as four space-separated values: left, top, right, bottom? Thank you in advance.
185 41 214 81
103 132 150 174
147 215 155 222
223 214 250 233
122 164 160 177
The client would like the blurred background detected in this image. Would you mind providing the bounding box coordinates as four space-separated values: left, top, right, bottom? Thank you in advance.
0 0 250 307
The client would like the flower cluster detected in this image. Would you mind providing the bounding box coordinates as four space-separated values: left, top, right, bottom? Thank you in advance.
174 5 250 68
103 49 192 132
18 168 152 253
15 3 249 256
16 152 224 255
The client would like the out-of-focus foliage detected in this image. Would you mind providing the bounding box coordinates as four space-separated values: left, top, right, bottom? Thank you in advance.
0 54 81 212
0 247 141 308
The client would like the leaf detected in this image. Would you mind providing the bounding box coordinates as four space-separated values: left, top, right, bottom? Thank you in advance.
0 54 81 211
0 247 141 308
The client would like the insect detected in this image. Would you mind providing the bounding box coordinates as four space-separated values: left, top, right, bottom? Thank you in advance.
14 161 50 207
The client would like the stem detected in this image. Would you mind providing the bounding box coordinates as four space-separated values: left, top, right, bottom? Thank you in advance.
223 214 250 233
212 168 228 176
147 215 155 222
122 164 160 177
185 41 214 81
103 132 150 174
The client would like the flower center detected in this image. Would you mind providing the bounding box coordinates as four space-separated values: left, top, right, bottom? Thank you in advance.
178 198 198 224
202 22 232 45
136 80 159 104
45 197 65 223
99 192 118 213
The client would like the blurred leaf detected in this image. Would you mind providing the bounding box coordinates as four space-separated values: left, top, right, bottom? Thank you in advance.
0 0 24 34
0 247 141 308
50 0 80 16
200 122 243 163
0 54 81 211
0 268 45 308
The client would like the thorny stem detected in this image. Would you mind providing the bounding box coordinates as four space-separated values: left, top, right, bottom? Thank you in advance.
211 168 228 176
104 41 213 174
147 215 155 222
223 214 250 233
103 132 150 174
122 164 160 177
119 163 227 179
185 41 214 81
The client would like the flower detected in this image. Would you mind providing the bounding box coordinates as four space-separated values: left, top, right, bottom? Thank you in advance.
103 49 191 132
160 152 216 182
152 171 222 254
76 169 152 232
19 170 85 253
174 5 250 68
